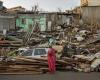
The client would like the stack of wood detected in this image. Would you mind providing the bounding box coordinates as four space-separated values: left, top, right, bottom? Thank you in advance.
0 35 22 47
0 57 73 74
0 40 22 47
0 56 93 74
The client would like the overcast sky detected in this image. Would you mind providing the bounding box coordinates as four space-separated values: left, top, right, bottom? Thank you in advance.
1 0 80 11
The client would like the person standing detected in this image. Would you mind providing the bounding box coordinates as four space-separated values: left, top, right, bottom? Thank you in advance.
48 46 56 73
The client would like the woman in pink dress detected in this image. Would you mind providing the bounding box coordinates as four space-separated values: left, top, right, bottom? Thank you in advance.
48 46 56 73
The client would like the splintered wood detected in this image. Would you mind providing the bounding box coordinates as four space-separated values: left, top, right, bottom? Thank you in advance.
0 57 70 74
0 56 92 74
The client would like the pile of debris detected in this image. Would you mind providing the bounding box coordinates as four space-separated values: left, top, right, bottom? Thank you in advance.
0 35 22 47
0 57 70 74
0 33 23 59
0 24 100 74
0 53 100 74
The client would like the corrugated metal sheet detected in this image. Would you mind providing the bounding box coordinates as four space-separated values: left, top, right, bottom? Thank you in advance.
81 6 100 25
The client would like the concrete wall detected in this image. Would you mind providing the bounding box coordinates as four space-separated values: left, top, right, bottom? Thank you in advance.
0 15 15 32
81 6 100 25
16 14 46 32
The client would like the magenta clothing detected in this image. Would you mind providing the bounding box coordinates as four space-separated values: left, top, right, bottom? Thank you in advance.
48 48 56 73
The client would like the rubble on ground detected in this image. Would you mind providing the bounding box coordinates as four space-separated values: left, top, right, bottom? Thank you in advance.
0 24 100 74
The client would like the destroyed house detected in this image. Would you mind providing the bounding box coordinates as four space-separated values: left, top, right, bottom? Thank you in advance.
0 1 15 32
0 13 16 32
16 12 46 32
16 12 79 32
43 12 79 31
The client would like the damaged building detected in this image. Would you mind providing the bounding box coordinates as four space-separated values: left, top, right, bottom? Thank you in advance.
80 0 100 25
0 1 15 32
16 12 47 32
0 13 16 32
16 12 79 32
